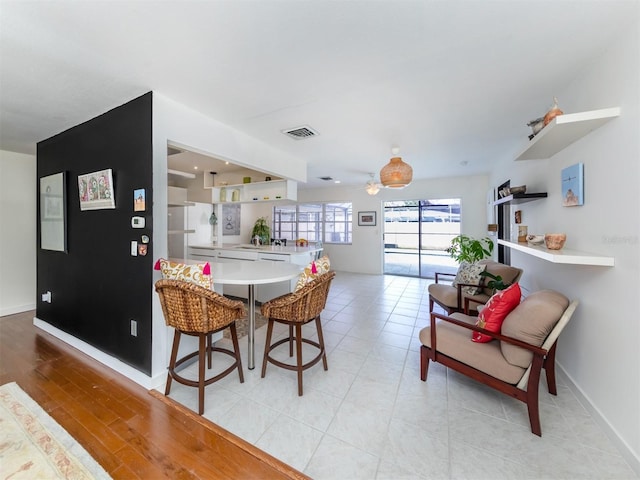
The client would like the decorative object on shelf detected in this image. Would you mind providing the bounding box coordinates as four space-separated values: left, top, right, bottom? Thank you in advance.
527 116 545 140
265 176 272 181
545 233 567 250
219 186 227 202
251 216 271 245
232 189 240 202
357 211 376 226
561 163 584 207
526 234 545 246
243 176 251 184
518 225 528 242
380 147 412 188
446 235 494 264
487 224 498 233
515 210 522 224
543 96 564 126
365 173 381 195
510 185 526 195
296 238 308 247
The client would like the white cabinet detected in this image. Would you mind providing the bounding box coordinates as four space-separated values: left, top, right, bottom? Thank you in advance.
211 179 297 204
515 107 620 161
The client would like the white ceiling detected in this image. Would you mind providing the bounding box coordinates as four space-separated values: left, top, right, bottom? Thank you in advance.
1 1 637 187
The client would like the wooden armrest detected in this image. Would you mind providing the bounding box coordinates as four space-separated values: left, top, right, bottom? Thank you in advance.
434 271 456 283
429 312 547 355
464 296 487 315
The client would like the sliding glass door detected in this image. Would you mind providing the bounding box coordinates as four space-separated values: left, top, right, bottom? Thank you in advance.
383 199 460 278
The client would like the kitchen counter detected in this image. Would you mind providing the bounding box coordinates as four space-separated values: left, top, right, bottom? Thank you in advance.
188 243 323 255
187 243 323 302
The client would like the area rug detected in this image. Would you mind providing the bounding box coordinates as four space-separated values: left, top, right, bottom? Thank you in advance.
223 302 268 340
0 382 111 480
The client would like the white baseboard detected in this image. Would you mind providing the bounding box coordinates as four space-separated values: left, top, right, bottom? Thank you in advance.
33 317 166 391
1 303 36 317
557 362 640 477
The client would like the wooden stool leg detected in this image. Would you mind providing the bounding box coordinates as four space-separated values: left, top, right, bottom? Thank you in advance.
207 332 213 369
296 324 303 396
261 319 275 378
315 316 328 370
198 333 206 415
229 322 244 383
289 324 294 357
165 330 181 395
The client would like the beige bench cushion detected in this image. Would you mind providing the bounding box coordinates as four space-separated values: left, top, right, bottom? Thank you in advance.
420 313 526 385
501 290 570 368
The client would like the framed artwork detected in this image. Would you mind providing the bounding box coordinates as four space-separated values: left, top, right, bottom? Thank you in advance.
78 168 116 210
134 188 146 211
222 204 241 235
562 163 584 206
40 172 67 252
358 211 376 226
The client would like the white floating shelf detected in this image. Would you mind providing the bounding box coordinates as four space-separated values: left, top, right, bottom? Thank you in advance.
515 107 620 161
498 240 614 267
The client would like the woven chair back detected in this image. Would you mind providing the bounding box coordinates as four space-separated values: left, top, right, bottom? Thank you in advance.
261 271 335 323
155 279 245 333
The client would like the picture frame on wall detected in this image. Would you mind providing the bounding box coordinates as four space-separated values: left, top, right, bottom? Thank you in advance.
40 171 67 252
78 168 116 211
561 163 584 206
358 211 376 226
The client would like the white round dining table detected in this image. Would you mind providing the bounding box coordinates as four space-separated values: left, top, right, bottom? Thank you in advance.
210 261 303 369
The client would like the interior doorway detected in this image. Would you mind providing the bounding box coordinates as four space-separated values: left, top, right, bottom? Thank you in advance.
383 199 460 278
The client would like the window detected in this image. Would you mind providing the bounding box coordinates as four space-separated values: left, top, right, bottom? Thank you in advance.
273 203 352 244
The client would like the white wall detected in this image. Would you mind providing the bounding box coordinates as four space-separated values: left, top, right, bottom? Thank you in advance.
0 150 36 316
488 22 639 471
298 174 489 274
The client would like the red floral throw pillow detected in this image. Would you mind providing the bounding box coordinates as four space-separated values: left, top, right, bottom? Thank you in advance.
471 283 521 343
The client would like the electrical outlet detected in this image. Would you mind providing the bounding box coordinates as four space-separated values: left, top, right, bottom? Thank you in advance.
130 319 137 337
41 291 52 303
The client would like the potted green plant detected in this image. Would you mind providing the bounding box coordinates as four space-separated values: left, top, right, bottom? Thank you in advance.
479 271 509 292
251 217 271 245
446 234 494 264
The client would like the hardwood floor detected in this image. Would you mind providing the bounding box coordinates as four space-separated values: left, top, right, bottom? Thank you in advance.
0 311 308 479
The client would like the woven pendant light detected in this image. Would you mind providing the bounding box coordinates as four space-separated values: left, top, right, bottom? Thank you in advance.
380 148 412 188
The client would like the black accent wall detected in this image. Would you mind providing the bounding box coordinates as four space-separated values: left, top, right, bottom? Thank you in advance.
36 92 154 374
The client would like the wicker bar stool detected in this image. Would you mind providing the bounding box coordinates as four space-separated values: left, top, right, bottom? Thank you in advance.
155 279 245 414
260 271 335 396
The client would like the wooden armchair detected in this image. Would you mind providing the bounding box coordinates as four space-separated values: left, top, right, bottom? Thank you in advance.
428 260 523 315
420 289 578 436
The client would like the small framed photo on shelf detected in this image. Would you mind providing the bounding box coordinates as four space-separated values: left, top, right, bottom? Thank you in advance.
358 211 376 226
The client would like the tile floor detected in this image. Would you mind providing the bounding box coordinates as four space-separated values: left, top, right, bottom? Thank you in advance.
163 272 638 479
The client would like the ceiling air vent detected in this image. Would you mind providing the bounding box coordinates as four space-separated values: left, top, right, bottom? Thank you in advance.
282 125 318 140
319 176 333 181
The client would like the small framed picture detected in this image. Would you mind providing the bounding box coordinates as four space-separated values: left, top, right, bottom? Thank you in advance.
358 211 376 226
78 168 116 211
134 188 146 211
562 163 584 206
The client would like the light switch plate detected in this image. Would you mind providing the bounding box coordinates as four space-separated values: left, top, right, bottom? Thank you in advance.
131 241 138 256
